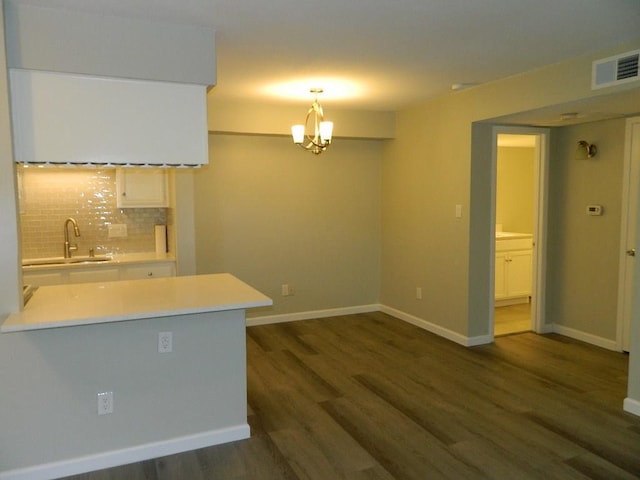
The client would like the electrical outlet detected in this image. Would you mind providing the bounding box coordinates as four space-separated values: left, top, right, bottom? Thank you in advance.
97 391 114 415
281 284 295 296
416 287 423 300
108 223 128 238
158 331 173 353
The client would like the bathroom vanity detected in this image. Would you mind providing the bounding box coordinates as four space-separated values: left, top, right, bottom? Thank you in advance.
495 232 533 305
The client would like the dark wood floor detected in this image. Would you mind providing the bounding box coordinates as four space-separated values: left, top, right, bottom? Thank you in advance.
64 312 640 480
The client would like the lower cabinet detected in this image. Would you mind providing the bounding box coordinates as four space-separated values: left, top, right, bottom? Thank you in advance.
68 268 120 284
23 262 176 287
122 263 176 280
495 249 532 301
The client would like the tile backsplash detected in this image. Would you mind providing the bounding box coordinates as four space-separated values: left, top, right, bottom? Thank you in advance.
18 166 167 259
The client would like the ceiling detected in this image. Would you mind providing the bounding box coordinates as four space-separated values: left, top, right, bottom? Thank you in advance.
9 0 640 120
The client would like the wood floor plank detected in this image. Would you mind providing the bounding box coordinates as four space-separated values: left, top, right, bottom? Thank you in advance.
58 313 640 480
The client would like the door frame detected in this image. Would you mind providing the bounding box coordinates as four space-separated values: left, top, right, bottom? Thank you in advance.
616 116 640 352
490 126 550 335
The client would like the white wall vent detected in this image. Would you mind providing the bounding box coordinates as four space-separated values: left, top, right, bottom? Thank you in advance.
592 50 639 90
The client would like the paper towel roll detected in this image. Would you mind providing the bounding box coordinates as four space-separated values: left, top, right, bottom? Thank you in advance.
155 225 167 254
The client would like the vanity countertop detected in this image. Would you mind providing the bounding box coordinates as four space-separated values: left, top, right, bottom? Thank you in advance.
495 231 533 240
2 273 272 333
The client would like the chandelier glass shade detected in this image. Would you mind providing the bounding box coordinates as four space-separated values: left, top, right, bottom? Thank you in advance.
291 89 333 155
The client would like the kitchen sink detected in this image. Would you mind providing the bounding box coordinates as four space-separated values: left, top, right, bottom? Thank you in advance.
22 255 112 267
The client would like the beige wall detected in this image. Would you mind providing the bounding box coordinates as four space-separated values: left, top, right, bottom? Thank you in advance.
194 133 382 318
381 38 640 409
496 146 534 234
382 39 640 340
546 118 625 341
381 93 472 335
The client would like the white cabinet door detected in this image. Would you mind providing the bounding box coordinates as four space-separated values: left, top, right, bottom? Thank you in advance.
68 268 120 284
116 169 169 208
494 252 507 299
23 271 64 287
123 263 175 280
507 250 532 298
494 249 532 300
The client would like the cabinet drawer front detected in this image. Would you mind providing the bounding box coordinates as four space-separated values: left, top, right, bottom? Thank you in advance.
23 272 64 287
68 269 120 284
495 238 532 252
124 264 175 279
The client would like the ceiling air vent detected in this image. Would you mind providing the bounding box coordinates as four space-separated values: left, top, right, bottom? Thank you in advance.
592 50 640 89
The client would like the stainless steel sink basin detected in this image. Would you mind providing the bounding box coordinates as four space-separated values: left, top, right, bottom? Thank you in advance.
22 255 112 267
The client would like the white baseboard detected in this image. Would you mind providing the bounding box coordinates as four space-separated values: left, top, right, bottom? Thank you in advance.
380 305 492 347
247 304 380 327
248 304 492 347
624 397 640 417
0 424 250 480
552 324 618 351
495 297 529 307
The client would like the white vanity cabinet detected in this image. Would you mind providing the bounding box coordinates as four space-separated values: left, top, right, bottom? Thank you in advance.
116 169 169 208
495 235 532 304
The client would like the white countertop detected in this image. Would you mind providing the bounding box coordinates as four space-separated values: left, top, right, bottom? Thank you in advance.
22 252 175 270
495 231 533 240
2 273 272 333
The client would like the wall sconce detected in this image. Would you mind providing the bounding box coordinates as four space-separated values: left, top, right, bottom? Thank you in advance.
575 140 597 160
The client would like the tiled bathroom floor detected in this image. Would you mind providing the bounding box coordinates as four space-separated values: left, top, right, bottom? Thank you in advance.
494 302 531 336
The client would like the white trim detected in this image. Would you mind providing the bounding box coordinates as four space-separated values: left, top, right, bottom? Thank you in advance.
0 424 250 480
494 297 529 307
616 116 640 352
247 304 379 327
249 304 493 347
380 305 492 347
552 324 618 351
491 126 550 336
623 397 640 417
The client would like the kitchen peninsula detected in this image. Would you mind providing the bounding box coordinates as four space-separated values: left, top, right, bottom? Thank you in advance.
0 274 272 479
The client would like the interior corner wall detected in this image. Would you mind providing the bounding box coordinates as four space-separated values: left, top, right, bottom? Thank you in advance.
193 133 382 318
381 95 472 337
546 118 625 342
381 38 640 343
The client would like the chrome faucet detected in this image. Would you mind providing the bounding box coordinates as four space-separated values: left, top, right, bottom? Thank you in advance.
63 217 81 258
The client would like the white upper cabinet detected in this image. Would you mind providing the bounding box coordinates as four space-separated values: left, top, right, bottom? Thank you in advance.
116 168 169 208
9 69 208 167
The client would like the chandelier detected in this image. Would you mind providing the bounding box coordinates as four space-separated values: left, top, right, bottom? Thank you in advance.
291 88 333 155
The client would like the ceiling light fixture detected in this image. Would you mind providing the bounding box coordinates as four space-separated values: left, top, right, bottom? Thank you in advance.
291 88 333 155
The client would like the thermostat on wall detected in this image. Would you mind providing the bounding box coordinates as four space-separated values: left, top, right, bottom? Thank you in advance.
586 205 603 216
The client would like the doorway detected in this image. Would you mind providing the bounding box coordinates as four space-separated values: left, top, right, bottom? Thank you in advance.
491 127 550 337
